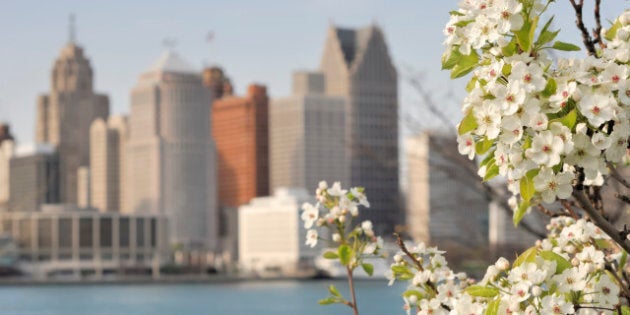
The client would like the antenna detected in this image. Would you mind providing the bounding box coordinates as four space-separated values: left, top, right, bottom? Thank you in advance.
69 13 76 44
162 37 177 51
205 31 215 66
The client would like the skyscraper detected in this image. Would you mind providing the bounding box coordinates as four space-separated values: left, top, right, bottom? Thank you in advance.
127 51 218 250
0 124 15 212
35 28 109 204
90 115 129 213
212 84 269 208
8 144 60 212
320 25 399 235
270 71 347 193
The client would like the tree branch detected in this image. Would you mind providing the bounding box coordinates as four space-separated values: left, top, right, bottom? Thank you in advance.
568 0 597 55
573 190 630 254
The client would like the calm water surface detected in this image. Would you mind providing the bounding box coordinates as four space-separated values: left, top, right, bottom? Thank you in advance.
0 280 406 315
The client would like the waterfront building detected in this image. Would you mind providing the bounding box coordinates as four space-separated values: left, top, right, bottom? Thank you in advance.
127 51 218 250
8 144 60 212
270 71 347 194
319 24 400 235
76 166 90 208
0 205 167 279
238 188 317 275
0 124 15 212
35 30 109 204
405 132 488 254
90 115 129 213
213 84 269 208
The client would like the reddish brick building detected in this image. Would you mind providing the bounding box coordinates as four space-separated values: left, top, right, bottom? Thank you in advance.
212 84 269 208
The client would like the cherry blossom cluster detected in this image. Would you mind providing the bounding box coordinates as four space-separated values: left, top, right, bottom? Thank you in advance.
389 216 624 315
445 0 630 223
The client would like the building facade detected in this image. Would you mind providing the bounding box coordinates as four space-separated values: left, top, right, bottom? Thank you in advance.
406 132 488 251
319 25 399 235
90 116 129 213
127 51 218 250
8 144 60 213
35 40 109 204
270 71 347 194
0 206 167 279
238 188 317 275
213 84 269 208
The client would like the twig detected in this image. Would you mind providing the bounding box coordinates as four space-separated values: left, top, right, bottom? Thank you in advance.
593 0 606 50
346 266 359 315
605 263 630 299
573 190 630 254
568 0 597 55
608 162 630 189
560 200 579 219
395 233 424 272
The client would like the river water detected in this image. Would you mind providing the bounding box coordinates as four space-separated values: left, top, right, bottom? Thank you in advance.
0 280 407 315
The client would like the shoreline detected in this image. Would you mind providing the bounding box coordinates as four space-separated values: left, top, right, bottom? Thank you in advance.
0 275 387 286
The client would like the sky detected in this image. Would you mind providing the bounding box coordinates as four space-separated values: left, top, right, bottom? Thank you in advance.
0 0 628 146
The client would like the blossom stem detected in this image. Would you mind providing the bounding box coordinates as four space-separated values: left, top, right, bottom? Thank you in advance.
573 190 630 254
346 266 359 315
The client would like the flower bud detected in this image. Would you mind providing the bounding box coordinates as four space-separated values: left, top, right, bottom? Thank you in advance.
618 28 630 41
620 11 630 25
564 245 575 254
531 286 542 297
338 215 346 223
332 233 341 243
495 257 509 271
408 295 418 304
394 254 403 263
571 257 579 266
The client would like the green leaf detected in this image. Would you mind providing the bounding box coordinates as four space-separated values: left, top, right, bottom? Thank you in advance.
552 41 581 51
605 20 622 41
323 251 339 259
458 110 478 135
515 16 538 53
318 297 338 305
328 284 341 297
560 109 577 130
442 50 462 70
338 245 352 266
361 263 374 277
513 246 538 268
465 285 499 297
475 138 493 155
479 153 495 169
484 298 501 315
402 289 424 300
620 251 628 271
454 20 474 27
535 16 559 47
502 63 512 77
449 10 464 16
483 163 499 182
465 77 478 93
450 50 479 79
542 77 557 98
539 251 571 274
501 39 518 57
513 199 530 226
618 305 630 315
520 169 538 202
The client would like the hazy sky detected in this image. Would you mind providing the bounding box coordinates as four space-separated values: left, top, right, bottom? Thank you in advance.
0 0 627 144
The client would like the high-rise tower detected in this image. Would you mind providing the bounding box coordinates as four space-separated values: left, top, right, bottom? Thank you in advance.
35 17 109 203
127 51 218 250
320 25 399 235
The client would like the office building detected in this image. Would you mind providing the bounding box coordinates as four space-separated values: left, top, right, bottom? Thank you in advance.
127 51 218 250
238 188 317 275
320 24 399 235
0 124 15 211
213 84 269 208
406 132 488 251
90 116 129 213
270 71 347 194
8 144 60 212
35 31 109 204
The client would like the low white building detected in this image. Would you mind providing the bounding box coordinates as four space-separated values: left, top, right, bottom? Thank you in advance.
238 188 317 275
0 205 168 279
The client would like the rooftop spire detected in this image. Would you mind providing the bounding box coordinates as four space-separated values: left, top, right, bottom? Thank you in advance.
68 13 76 44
